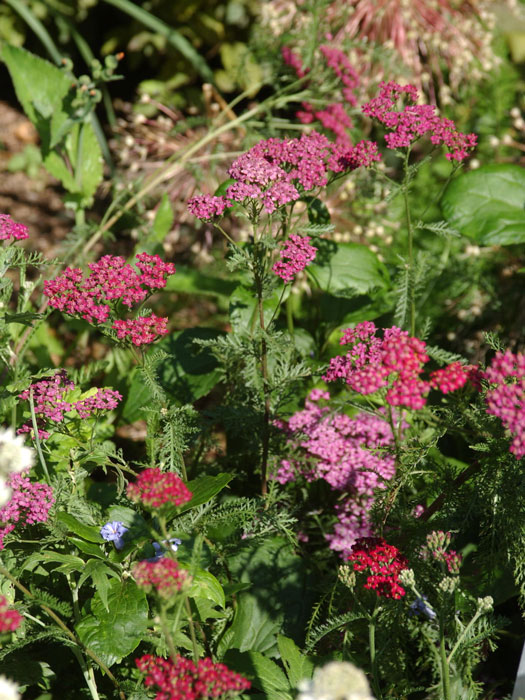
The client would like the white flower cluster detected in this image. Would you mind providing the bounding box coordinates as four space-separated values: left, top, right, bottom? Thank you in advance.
297 661 376 700
0 427 35 507
0 674 21 700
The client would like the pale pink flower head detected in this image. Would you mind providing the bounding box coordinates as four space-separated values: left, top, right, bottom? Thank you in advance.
132 558 191 599
0 472 54 549
272 234 317 284
0 595 22 632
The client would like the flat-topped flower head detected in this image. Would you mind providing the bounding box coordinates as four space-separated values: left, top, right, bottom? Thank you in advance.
272 234 317 284
362 81 477 161
0 472 54 549
0 595 22 633
348 537 409 599
0 214 29 242
136 654 251 699
133 558 190 599
112 315 169 346
127 468 192 509
0 427 35 478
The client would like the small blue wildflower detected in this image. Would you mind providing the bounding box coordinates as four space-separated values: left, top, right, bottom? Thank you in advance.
100 521 129 550
146 538 182 562
409 595 436 620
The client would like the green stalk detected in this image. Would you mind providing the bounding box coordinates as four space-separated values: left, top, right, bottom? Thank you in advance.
28 388 50 482
403 153 416 336
369 608 383 700
439 615 452 700
185 597 199 663
68 574 101 700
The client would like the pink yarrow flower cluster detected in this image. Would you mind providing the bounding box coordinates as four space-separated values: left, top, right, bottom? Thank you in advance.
0 214 29 242
348 536 409 599
274 390 396 556
362 81 477 161
483 350 525 458
0 594 22 632
272 234 317 284
127 468 193 509
0 471 54 549
133 558 190 599
323 322 478 410
17 370 121 439
188 131 380 219
113 315 169 346
136 654 251 700
283 45 359 147
43 253 175 344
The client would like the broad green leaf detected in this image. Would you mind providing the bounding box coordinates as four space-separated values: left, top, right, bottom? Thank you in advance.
307 241 389 296
57 512 104 543
2 44 71 149
21 551 85 573
65 122 104 204
106 505 150 538
156 328 224 405
121 368 155 423
442 164 525 245
67 537 106 559
152 194 174 238
226 593 283 655
224 649 292 698
277 635 314 687
190 569 225 608
302 196 331 225
179 473 233 514
76 580 148 667
229 284 289 333
165 266 238 298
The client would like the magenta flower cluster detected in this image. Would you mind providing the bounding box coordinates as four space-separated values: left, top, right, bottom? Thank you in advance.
283 45 359 147
323 321 478 410
0 471 54 549
272 234 317 283
17 370 121 439
187 131 380 219
274 389 396 556
483 350 525 459
0 214 29 242
362 81 477 161
43 253 175 345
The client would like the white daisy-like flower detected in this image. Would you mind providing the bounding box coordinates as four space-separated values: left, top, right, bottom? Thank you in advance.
0 674 21 700
0 477 12 507
0 427 35 478
297 661 375 700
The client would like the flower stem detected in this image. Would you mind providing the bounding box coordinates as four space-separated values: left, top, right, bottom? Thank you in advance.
369 609 383 700
185 597 199 663
439 615 452 700
29 387 50 482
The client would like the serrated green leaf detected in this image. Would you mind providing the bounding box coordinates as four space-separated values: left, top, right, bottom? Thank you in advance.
226 593 283 654
307 241 389 296
224 649 291 697
2 44 71 148
76 580 149 667
442 164 525 245
277 635 314 687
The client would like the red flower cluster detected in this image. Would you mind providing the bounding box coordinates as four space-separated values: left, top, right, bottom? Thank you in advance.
113 315 169 346
0 214 29 242
43 253 175 345
0 595 22 632
17 370 121 439
133 558 190 599
272 234 317 284
362 81 477 161
483 350 525 459
324 322 479 410
348 537 409 599
127 468 192 509
136 654 251 700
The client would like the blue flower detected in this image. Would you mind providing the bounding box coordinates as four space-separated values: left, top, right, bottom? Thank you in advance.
100 521 129 550
409 595 436 620
145 538 182 562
